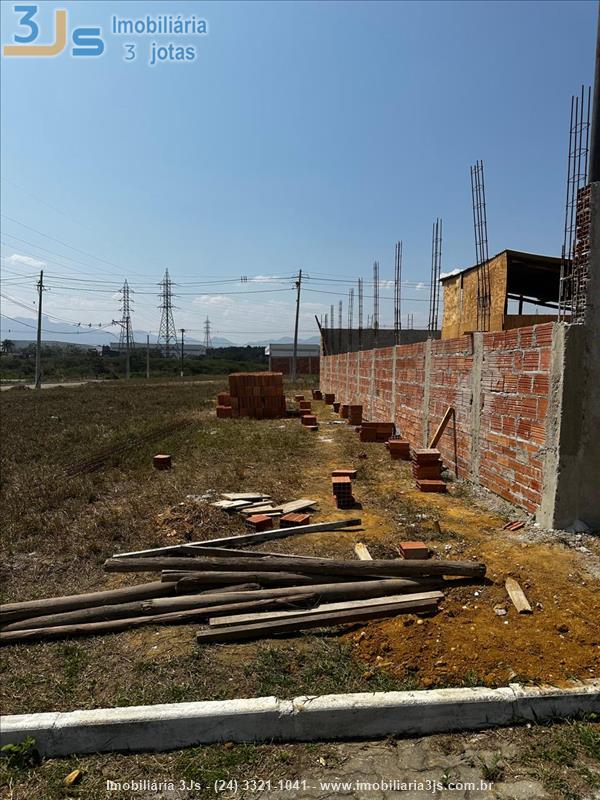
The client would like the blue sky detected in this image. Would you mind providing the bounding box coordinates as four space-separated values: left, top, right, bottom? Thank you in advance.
1 0 597 343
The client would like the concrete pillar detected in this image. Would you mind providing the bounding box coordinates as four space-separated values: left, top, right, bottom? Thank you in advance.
538 182 600 531
421 339 432 445
469 333 483 482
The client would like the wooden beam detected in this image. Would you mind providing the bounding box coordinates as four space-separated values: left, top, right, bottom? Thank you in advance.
112 518 362 559
505 578 532 614
197 598 439 643
104 555 486 579
428 406 455 449
354 543 373 561
209 591 443 627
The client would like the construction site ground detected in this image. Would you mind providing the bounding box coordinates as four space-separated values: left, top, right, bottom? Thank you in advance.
0 379 598 799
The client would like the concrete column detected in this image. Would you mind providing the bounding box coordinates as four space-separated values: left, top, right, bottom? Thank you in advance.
538 181 600 530
469 333 483 481
390 346 397 424
421 339 432 445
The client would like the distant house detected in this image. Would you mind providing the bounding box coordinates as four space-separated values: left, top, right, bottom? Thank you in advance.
265 343 320 375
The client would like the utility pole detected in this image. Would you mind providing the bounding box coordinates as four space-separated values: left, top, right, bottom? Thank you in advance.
34 270 43 389
291 269 302 381
146 334 150 379
180 329 185 378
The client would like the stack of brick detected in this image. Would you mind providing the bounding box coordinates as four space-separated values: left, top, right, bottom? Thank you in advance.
294 394 305 402
331 468 357 479
312 389 323 400
347 405 363 425
280 512 310 527
332 401 341 413
226 372 286 419
412 448 446 493
358 421 395 443
386 438 411 460
301 414 318 430
216 391 233 418
340 404 349 419
332 476 355 509
324 393 335 404
299 400 312 412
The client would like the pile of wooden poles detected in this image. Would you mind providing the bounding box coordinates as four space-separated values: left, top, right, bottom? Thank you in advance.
0 518 486 645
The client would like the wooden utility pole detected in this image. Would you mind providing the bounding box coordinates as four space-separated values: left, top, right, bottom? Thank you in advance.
34 270 43 389
291 269 302 381
146 334 150 379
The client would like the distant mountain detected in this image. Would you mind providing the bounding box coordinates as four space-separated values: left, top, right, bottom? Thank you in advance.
246 336 320 347
0 317 318 348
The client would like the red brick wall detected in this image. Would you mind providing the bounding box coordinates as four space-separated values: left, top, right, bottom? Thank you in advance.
270 356 319 375
321 322 555 514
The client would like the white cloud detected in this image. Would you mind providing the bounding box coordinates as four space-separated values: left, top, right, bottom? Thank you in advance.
380 280 394 289
415 282 426 291
248 275 289 284
193 294 235 306
5 253 46 268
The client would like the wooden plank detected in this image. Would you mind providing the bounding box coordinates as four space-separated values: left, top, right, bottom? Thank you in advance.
428 406 455 449
1 595 316 644
505 578 532 614
221 493 271 501
209 591 443 627
197 598 439 643
184 546 323 561
113 518 362 559
354 543 373 561
280 499 319 514
0 581 177 626
105 555 486 579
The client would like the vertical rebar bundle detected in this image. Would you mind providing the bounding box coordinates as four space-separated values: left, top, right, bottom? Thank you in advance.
118 279 135 352
470 161 491 332
559 85 591 323
157 269 178 357
428 219 442 335
358 278 363 350
394 241 402 344
373 261 379 343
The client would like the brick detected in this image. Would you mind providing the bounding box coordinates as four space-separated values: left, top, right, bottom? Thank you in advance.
246 514 274 532
301 414 317 426
153 454 171 470
280 512 310 527
399 541 430 559
216 405 233 418
331 469 358 479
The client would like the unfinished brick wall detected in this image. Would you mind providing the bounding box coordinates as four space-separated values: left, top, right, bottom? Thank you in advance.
320 322 556 515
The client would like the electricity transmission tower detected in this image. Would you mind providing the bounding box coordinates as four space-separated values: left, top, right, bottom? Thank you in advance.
157 269 178 357
203 317 212 350
118 280 135 352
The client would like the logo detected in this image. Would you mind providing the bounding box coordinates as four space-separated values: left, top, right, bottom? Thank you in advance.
3 5 104 57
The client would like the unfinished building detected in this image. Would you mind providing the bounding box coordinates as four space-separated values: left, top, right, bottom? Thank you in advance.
320 184 599 531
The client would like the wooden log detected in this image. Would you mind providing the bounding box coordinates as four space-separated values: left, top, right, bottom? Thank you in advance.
197 598 439 643
157 570 352 588
196 583 260 594
505 578 532 614
0 581 178 626
105 555 486 579
112 518 362 559
210 591 443 627
354 543 373 561
2 578 442 631
1 595 316 645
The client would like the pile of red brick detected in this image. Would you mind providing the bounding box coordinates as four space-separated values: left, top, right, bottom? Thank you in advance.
399 541 430 559
280 512 310 527
332 475 355 509
386 439 411 460
312 389 323 400
324 392 335 405
216 372 286 419
358 421 395 443
347 405 363 425
301 413 318 430
412 448 447 493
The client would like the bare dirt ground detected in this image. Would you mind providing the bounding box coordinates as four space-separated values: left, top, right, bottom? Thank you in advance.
1 382 598 799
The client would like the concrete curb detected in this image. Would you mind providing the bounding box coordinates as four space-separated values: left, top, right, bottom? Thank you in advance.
1 682 598 757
